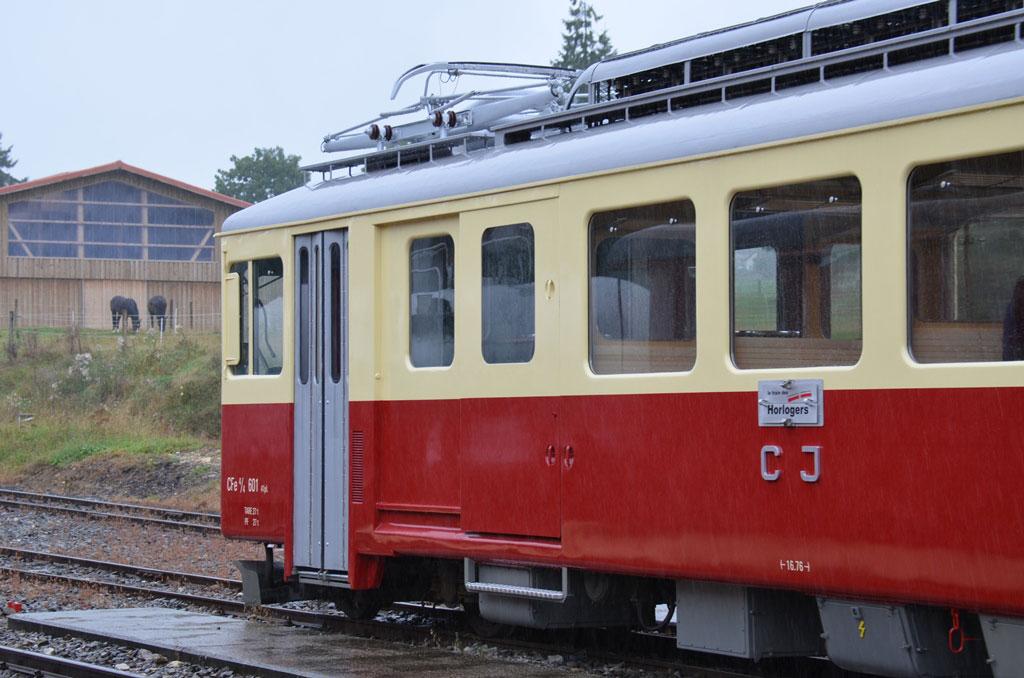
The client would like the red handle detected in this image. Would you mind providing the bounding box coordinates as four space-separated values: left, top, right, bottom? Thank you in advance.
545 445 557 467
563 445 575 470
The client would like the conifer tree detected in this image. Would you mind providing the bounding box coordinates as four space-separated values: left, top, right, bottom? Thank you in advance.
0 133 26 187
552 0 616 71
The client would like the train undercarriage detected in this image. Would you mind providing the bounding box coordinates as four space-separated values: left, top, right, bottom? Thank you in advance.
238 546 1024 678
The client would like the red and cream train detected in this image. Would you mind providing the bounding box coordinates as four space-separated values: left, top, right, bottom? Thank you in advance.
219 2 1024 675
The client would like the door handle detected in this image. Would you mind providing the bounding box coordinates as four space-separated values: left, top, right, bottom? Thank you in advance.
545 445 557 467
563 445 575 470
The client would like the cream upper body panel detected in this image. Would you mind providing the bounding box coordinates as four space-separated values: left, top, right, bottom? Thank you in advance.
220 54 1024 406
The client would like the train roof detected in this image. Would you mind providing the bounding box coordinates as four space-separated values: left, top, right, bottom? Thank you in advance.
223 42 1024 234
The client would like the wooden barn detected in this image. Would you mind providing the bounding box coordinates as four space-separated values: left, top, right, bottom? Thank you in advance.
0 161 249 331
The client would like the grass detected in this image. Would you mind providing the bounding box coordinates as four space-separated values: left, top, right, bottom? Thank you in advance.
0 421 203 468
0 328 220 472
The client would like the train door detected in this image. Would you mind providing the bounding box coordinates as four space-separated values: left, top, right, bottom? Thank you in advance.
460 200 563 539
293 230 349 577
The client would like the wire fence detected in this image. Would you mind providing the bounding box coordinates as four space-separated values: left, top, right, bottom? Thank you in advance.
2 309 220 361
8 311 222 331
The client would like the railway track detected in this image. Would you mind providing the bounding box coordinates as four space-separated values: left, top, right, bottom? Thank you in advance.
0 547 850 678
0 644 140 677
0 547 237 590
0 489 220 534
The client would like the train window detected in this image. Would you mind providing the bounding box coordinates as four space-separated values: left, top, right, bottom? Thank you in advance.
314 246 321 383
298 248 309 384
909 150 1024 363
330 243 342 382
482 223 535 364
253 258 283 376
230 261 249 376
731 177 862 369
410 235 455 367
589 201 697 374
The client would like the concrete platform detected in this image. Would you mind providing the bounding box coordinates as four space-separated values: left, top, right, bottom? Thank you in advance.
9 608 580 677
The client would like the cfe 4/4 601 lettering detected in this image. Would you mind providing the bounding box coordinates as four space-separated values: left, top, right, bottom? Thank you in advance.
224 476 269 494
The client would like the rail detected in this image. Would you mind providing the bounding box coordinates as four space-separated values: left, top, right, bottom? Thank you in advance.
0 644 140 678
0 546 237 589
0 488 219 523
0 490 220 534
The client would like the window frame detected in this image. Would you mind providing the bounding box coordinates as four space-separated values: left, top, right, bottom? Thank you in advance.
586 198 699 376
906 149 1024 364
481 222 536 365
252 257 284 376
227 255 284 379
728 175 864 370
408 233 456 369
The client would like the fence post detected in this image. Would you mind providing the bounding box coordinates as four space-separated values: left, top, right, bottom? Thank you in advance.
68 310 82 355
189 301 194 330
7 310 16 360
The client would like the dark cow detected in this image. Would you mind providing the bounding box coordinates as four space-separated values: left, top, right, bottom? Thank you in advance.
148 295 168 332
110 296 141 332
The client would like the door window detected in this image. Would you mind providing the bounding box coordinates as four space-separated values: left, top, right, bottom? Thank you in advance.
482 223 535 364
410 235 455 367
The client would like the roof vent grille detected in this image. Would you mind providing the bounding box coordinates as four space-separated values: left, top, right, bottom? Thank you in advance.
810 1 948 55
958 0 1023 22
499 2 1024 148
692 34 803 82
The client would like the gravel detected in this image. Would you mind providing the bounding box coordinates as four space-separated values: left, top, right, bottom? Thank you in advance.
0 504 259 578
0 502 259 677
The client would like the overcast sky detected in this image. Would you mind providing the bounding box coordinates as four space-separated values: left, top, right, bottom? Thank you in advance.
3 1 812 189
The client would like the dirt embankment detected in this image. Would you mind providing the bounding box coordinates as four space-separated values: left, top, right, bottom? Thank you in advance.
4 448 222 511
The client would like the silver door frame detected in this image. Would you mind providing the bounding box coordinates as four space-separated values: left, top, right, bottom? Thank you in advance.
293 230 348 574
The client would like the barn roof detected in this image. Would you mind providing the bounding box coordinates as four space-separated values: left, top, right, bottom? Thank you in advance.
0 160 250 209
223 43 1024 233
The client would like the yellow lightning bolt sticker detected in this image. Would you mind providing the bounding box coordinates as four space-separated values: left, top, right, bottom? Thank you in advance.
858 620 866 639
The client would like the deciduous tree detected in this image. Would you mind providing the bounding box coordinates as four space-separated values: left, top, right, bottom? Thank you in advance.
214 147 304 203
552 0 616 71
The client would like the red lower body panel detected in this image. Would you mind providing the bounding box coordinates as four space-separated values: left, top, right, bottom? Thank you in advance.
353 387 1024 615
224 387 1024 615
220 404 293 555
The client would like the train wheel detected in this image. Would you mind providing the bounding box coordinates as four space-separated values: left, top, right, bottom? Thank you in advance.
335 590 383 620
463 598 513 639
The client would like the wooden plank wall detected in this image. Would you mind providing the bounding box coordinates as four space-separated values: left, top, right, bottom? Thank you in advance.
0 278 81 326
3 257 219 283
